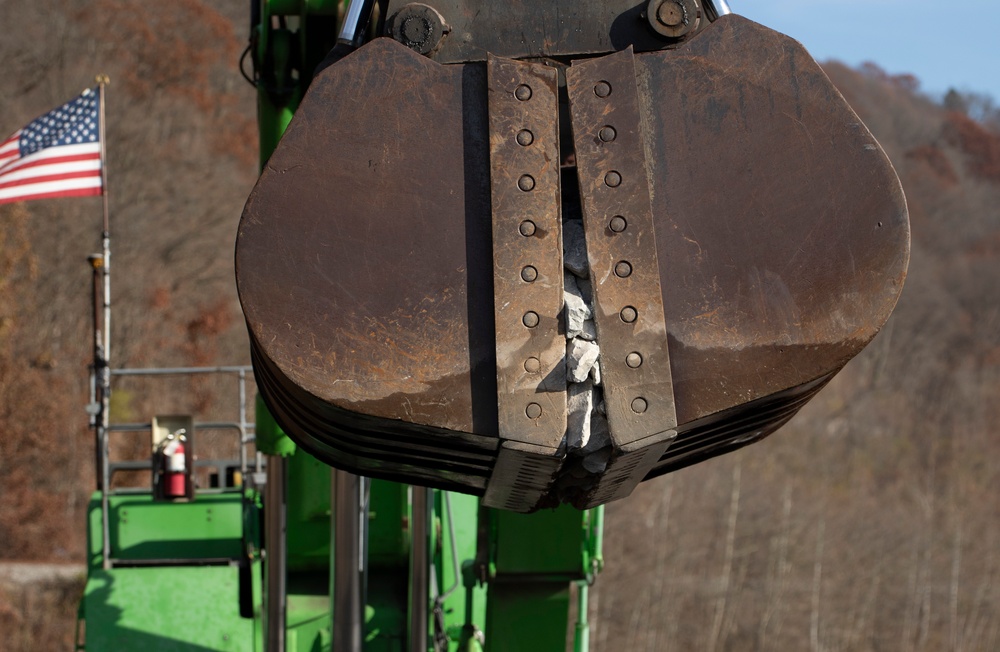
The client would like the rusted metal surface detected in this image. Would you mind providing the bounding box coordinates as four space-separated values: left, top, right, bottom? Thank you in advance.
236 15 909 508
483 55 566 511
382 0 698 63
567 47 677 449
566 47 677 506
487 55 566 453
237 39 500 487
632 15 909 474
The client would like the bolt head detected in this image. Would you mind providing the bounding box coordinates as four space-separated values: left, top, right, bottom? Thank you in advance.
614 261 633 278
518 174 536 192
515 84 532 101
609 216 627 233
526 402 542 419
599 126 617 142
657 1 685 27
522 311 539 328
631 397 649 414
620 306 638 323
524 357 541 373
516 129 534 146
519 220 536 237
594 81 612 98
605 171 622 187
626 352 643 368
520 266 538 282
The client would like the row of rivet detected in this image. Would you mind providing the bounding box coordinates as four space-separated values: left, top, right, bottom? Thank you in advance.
594 78 647 415
515 81 544 421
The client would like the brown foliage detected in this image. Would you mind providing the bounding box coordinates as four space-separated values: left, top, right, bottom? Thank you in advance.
906 144 959 187
943 110 1000 183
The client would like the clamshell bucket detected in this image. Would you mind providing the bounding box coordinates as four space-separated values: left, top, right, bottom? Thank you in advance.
236 14 909 511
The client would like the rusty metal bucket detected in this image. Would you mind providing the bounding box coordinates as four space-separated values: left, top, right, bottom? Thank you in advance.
236 15 909 511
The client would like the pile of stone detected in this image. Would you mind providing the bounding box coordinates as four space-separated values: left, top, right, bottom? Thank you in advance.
553 213 613 503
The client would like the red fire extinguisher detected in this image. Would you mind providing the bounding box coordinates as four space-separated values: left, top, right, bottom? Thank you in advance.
162 431 187 498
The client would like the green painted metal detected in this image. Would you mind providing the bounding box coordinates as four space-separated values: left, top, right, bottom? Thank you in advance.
431 492 488 651
80 489 262 651
82 564 258 651
486 583 572 652
286 450 332 570
86 492 246 568
574 582 590 652
492 506 591 580
255 394 297 457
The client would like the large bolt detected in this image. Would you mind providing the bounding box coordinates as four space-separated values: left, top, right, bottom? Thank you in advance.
646 0 699 38
657 1 685 27
390 3 449 55
526 403 543 419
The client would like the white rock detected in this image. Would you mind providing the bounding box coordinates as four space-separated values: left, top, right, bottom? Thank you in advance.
563 274 591 340
566 380 594 451
567 338 600 383
563 218 589 278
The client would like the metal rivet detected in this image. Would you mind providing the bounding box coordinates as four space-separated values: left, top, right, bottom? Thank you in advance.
599 126 617 142
520 266 538 282
626 352 643 368
614 261 633 278
631 397 648 414
594 81 612 98
524 357 541 373
515 84 532 101
518 175 536 191
609 216 627 233
526 402 542 419
522 311 539 328
519 220 536 236
620 306 638 323
605 171 622 188
516 129 534 146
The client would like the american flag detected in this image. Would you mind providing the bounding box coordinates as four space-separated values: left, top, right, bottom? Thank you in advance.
0 87 103 205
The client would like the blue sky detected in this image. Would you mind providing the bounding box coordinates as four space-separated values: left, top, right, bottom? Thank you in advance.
736 1 1000 102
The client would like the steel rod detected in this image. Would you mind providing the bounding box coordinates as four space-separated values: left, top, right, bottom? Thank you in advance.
333 470 364 652
265 455 288 652
704 0 732 21
409 486 429 652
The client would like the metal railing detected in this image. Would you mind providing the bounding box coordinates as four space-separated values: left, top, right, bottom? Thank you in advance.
93 364 258 569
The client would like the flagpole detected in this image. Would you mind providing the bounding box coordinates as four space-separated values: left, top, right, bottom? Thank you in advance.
95 73 112 570
97 74 110 362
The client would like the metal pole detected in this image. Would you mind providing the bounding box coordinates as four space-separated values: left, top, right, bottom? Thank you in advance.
265 455 288 652
337 0 378 47
238 368 248 476
409 487 429 652
333 470 364 652
574 582 590 652
95 75 113 571
703 0 732 21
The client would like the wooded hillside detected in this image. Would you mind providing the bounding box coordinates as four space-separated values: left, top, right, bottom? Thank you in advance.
1 2 999 650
